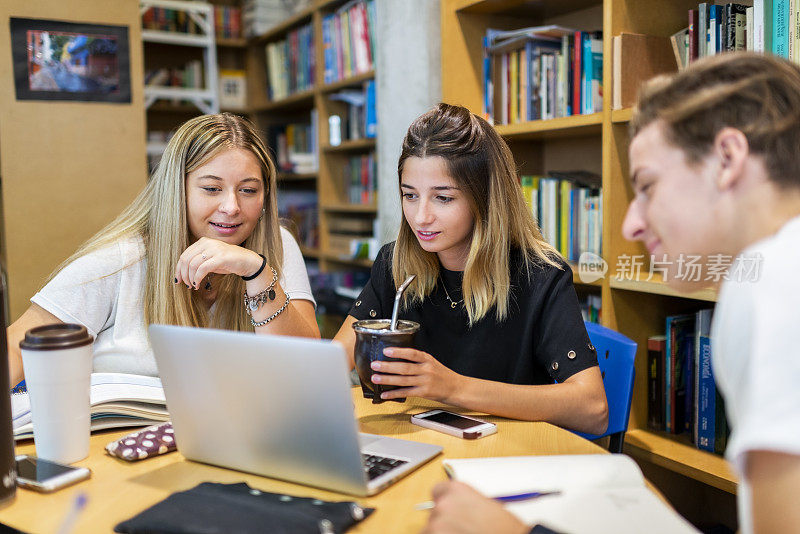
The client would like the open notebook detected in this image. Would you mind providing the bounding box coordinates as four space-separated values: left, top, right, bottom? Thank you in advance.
11 373 168 441
443 454 699 534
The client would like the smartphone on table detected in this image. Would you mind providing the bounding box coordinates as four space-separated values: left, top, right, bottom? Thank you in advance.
15 455 91 492
411 410 497 439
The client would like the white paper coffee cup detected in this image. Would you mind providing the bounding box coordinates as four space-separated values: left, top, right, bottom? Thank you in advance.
20 324 93 464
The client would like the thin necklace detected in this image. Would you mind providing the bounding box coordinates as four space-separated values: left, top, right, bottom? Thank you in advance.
441 277 464 309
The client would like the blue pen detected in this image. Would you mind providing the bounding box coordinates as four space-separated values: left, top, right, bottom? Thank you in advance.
414 490 560 510
494 490 561 503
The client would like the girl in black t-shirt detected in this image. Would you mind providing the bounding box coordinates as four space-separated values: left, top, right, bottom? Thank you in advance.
333 103 607 434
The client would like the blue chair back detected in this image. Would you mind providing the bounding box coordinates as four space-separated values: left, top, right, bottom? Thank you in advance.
575 321 637 453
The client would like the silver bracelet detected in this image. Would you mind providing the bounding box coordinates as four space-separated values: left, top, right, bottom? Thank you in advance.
250 293 291 327
243 267 278 316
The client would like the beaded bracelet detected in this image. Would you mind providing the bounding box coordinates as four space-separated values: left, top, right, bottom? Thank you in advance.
250 293 291 327
243 267 278 315
242 253 267 281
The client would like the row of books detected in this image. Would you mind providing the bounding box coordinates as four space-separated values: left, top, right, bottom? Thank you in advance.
579 294 602 324
520 172 603 262
483 26 603 125
213 5 242 41
648 309 729 454
142 6 203 34
321 0 377 84
269 112 318 175
674 1 800 69
327 80 377 145
342 153 377 205
328 214 378 261
145 60 204 90
266 23 315 100
278 190 318 250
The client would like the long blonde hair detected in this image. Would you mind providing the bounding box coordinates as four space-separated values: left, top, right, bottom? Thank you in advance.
46 113 281 331
393 103 560 325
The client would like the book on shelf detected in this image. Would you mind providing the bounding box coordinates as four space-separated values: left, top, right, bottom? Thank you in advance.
679 2 800 66
340 152 376 205
219 69 247 109
442 455 698 533
579 294 602 323
327 80 377 144
327 214 378 261
12 373 167 441
278 190 318 250
647 335 666 431
321 0 376 84
214 5 242 40
242 0 308 38
612 33 676 110
520 171 602 262
142 6 203 34
265 22 314 100
269 113 318 174
646 309 730 455
484 26 602 124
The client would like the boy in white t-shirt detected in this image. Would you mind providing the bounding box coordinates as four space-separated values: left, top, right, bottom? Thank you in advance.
422 53 800 534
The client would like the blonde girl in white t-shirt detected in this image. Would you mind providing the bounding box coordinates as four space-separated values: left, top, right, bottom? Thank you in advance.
7 113 319 384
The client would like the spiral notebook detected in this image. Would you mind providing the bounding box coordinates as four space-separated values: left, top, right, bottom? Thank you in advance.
442 454 699 534
11 372 168 441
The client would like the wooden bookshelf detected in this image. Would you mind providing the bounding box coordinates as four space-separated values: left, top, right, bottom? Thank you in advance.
612 107 634 123
496 112 603 140
322 138 376 153
320 70 376 93
242 0 379 298
610 273 718 302
625 429 738 494
441 0 736 527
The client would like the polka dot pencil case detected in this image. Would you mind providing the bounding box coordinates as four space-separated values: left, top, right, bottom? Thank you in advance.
105 422 176 461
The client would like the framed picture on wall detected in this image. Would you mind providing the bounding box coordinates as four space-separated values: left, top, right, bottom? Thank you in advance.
9 17 131 103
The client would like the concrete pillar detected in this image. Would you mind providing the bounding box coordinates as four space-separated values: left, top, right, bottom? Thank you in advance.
374 0 441 245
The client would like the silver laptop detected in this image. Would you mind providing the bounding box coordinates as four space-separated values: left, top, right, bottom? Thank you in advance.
148 324 442 496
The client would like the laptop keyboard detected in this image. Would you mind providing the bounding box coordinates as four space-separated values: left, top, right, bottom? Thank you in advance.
362 453 408 480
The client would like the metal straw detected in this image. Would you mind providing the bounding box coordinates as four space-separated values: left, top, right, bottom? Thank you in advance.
390 275 416 331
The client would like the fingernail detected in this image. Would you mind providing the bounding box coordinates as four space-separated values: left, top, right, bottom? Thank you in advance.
383 348 393 356
205 282 211 290
192 282 196 287
381 393 388 399
174 278 178 284
371 361 381 370
371 374 380 383
186 284 191 289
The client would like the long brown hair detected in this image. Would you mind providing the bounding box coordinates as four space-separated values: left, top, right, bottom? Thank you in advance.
393 103 560 325
47 113 282 331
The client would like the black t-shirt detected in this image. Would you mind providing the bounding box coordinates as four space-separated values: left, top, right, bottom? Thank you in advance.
348 243 598 385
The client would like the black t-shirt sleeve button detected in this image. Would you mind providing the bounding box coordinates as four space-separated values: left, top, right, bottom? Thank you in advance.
551 361 559 371
355 300 361 307
567 350 576 360
369 309 377 318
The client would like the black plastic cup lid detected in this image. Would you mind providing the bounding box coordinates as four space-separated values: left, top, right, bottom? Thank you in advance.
19 324 94 351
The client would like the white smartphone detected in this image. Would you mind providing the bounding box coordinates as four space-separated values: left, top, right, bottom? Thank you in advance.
411 410 497 440
15 455 91 492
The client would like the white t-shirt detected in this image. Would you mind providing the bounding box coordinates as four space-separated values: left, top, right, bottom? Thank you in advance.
31 228 316 377
711 215 800 534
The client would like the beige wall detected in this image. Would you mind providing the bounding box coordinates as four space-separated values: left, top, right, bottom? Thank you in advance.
0 0 147 319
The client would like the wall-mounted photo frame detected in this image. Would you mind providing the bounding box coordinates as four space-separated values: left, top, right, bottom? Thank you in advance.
10 17 131 103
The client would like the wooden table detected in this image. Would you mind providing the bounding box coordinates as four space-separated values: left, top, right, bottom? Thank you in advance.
0 388 607 533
